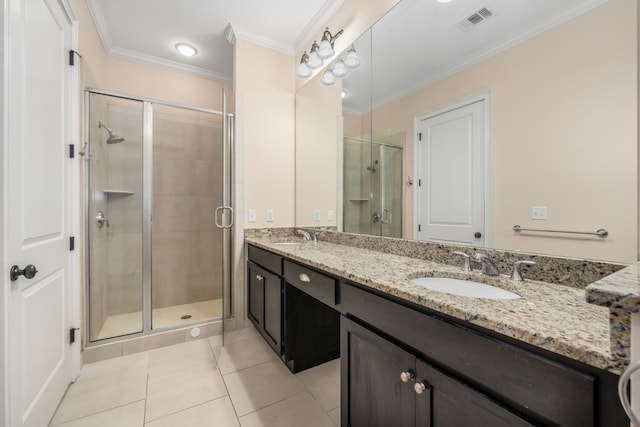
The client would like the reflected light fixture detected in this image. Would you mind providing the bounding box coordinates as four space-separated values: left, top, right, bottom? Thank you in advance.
343 46 360 69
320 70 337 86
331 60 348 78
175 43 197 57
318 27 344 59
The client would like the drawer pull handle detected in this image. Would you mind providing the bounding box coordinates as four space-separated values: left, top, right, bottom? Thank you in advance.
256 274 264 281
400 371 414 383
299 273 311 283
414 382 428 394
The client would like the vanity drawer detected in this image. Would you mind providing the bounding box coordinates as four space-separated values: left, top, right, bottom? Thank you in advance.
283 260 337 307
248 245 282 275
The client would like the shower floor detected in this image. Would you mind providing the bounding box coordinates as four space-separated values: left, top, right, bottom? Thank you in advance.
96 298 222 340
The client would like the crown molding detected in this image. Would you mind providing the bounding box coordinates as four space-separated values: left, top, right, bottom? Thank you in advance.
372 0 607 110
292 0 344 54
227 23 294 54
109 46 232 83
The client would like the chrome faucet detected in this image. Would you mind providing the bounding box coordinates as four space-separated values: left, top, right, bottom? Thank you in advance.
510 260 536 282
452 251 472 272
297 229 311 241
313 232 320 244
475 253 499 276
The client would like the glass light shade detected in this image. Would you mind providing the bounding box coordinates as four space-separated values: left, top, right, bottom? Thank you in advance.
318 39 334 59
296 62 312 78
320 70 336 86
331 60 348 78
307 51 323 69
175 43 197 57
343 50 360 69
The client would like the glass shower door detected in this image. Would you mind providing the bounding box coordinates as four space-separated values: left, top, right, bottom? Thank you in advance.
87 93 144 341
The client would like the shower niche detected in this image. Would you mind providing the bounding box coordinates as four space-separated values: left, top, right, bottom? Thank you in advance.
85 91 231 343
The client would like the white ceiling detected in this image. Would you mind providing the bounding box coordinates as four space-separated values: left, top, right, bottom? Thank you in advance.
86 0 344 83
87 0 606 92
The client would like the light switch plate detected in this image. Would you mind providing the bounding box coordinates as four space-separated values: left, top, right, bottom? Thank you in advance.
531 206 548 220
266 209 274 222
248 209 257 222
327 210 334 221
313 209 320 221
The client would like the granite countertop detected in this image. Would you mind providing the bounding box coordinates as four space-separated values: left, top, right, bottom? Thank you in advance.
246 235 624 374
587 263 640 313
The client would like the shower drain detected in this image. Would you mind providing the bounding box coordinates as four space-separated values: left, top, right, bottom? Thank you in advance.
180 314 192 320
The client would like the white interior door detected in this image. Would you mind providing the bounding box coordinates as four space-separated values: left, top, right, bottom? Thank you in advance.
416 100 485 246
6 0 74 425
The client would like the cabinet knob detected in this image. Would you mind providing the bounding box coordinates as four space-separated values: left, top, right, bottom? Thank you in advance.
400 371 414 383
256 274 264 281
299 273 311 283
414 382 427 394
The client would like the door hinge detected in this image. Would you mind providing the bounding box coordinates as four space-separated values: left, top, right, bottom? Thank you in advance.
69 236 75 251
69 50 82 66
418 179 422 187
418 224 422 232
69 327 79 344
69 144 75 159
418 133 422 141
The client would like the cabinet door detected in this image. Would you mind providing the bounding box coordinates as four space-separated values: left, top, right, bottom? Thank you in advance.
263 269 282 353
341 317 415 427
416 360 534 427
247 262 265 329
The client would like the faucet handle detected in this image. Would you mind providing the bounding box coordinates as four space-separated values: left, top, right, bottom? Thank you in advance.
452 251 472 272
510 260 536 282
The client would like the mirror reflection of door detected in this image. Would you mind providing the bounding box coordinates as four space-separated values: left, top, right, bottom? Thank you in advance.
416 99 486 246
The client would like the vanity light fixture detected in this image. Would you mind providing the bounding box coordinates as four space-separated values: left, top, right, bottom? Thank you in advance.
296 51 312 78
318 27 344 59
175 43 197 57
307 41 323 69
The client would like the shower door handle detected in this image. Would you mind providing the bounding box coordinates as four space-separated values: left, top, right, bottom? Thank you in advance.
215 206 234 229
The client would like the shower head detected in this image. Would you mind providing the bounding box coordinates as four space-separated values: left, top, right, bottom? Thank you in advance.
98 121 125 144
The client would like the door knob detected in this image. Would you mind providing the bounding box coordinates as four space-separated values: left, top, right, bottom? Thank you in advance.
474 232 482 239
10 264 38 281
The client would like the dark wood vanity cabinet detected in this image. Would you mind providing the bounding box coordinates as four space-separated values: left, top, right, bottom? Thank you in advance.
342 317 534 427
340 282 627 427
247 245 283 353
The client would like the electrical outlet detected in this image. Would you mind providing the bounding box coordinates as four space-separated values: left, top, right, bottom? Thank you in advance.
327 210 334 221
531 206 548 220
248 209 257 222
266 209 274 222
313 209 321 221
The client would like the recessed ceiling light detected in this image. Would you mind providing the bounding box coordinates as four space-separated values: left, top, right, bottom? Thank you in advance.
175 43 197 57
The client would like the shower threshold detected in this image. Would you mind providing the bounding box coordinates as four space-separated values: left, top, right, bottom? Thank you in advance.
96 299 222 340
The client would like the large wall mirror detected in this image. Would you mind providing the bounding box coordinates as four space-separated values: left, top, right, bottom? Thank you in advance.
295 0 637 263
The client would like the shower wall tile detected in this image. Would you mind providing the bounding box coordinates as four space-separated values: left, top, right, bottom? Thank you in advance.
108 272 143 315
154 119 186 159
152 232 188 271
154 156 187 195
185 160 217 196
186 125 220 161
185 196 217 232
154 195 187 233
108 233 143 274
152 267 187 309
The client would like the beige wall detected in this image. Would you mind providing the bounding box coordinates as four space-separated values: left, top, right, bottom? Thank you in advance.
295 75 342 226
370 0 637 263
234 39 296 228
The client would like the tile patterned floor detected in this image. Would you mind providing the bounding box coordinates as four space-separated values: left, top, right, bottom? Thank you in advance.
50 327 340 427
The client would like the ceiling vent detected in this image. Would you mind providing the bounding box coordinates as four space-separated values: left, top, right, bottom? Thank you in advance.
457 7 496 31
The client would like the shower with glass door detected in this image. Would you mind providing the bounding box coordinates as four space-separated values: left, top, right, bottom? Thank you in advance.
85 90 233 343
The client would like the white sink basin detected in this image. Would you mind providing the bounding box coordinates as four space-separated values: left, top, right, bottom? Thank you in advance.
410 277 521 300
273 241 304 246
